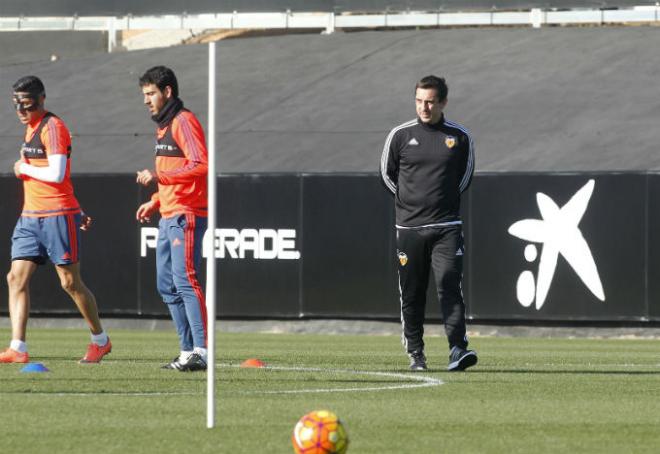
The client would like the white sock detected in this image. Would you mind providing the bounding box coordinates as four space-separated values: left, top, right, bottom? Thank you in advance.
179 351 193 362
91 331 108 346
10 339 27 353
193 347 208 362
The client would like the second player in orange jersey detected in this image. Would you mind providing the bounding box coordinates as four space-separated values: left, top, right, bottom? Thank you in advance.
136 66 209 372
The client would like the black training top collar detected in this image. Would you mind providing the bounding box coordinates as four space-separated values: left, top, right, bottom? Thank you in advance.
152 97 184 128
417 114 445 131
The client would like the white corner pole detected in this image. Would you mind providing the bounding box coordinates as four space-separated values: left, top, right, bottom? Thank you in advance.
206 40 217 429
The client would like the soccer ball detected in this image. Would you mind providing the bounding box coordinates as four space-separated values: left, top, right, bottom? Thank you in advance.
291 410 349 454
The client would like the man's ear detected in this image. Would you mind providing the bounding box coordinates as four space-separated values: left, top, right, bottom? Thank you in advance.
164 86 173 99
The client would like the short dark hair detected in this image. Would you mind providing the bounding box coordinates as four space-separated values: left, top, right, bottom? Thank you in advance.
139 66 178 98
12 75 46 97
415 75 448 102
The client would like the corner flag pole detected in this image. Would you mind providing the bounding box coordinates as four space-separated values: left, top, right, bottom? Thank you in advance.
206 40 217 429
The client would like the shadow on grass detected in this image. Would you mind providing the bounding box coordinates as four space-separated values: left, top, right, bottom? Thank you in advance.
29 356 175 362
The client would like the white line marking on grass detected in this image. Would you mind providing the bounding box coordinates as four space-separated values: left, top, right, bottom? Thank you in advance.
3 365 443 397
227 364 444 395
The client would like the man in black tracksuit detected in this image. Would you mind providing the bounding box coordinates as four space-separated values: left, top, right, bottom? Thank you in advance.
380 75 477 372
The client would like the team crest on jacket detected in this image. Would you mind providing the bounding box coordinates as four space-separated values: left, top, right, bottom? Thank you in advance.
445 136 457 148
398 252 408 266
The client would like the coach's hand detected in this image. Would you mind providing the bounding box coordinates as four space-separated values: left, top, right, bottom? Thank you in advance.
80 214 93 232
136 169 158 186
136 200 158 223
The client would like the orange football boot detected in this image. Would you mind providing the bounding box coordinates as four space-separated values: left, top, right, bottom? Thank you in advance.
79 339 112 364
0 348 29 363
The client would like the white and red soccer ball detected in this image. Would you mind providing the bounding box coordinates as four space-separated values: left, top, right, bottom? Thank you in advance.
291 410 349 454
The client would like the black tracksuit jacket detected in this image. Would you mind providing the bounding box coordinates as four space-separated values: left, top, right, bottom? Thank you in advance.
380 115 475 228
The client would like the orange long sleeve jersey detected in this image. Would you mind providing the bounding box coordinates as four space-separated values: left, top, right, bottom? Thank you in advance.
151 109 208 218
20 111 80 217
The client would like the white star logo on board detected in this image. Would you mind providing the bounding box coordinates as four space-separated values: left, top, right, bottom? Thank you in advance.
507 179 605 310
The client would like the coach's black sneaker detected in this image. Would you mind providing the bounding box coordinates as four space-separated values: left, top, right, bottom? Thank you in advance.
178 353 207 372
161 356 182 370
408 350 427 371
447 346 478 372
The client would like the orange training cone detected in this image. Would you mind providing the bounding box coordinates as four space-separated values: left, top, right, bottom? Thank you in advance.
240 358 266 368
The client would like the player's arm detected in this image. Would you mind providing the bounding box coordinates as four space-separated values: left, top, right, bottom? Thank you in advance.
16 154 66 183
380 128 401 194
157 114 208 185
136 193 160 223
458 131 475 193
136 168 157 185
15 118 69 183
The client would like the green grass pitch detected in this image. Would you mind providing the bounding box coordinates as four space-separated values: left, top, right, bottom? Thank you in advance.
0 327 659 453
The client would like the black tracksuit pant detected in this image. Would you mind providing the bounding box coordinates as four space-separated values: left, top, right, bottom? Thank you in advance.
396 225 468 353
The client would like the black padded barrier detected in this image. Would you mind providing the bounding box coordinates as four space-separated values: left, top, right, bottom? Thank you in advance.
467 173 647 322
0 172 658 323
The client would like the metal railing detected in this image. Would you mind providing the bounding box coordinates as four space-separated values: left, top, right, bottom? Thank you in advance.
1 7 659 52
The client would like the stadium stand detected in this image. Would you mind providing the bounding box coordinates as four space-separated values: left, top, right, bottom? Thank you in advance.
0 27 659 174
0 31 107 65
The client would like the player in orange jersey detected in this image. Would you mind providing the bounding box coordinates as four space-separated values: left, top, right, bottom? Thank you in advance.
135 66 208 372
0 76 111 364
